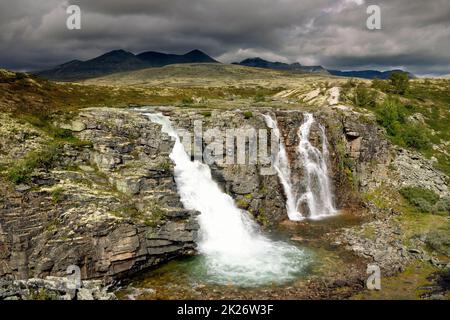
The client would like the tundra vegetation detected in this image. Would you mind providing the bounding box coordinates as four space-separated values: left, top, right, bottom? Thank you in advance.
0 65 448 300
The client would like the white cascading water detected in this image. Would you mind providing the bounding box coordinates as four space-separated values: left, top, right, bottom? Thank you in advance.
145 113 308 286
262 115 303 221
297 113 337 219
264 113 337 220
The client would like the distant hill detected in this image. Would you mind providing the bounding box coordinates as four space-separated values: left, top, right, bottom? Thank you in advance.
327 69 416 79
36 49 219 81
233 57 415 79
233 57 329 74
81 63 322 88
137 49 217 67
37 50 149 81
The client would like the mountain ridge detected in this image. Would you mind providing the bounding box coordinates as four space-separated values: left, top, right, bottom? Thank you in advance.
233 57 329 75
327 69 416 79
233 57 414 79
36 49 219 81
36 49 415 81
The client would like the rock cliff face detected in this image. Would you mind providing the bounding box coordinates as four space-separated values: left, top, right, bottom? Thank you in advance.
0 109 198 282
165 108 377 224
334 111 449 198
170 109 288 225
1 106 448 284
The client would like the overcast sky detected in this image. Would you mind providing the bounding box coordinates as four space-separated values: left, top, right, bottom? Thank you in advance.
1 0 449 75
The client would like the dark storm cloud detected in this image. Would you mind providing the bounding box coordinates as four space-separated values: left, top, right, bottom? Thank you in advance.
0 0 449 75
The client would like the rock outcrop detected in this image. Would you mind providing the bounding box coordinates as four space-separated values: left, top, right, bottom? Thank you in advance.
0 109 198 282
392 148 449 197
0 275 116 300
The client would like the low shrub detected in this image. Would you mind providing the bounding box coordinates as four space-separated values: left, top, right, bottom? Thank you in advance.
434 198 450 214
253 93 266 103
388 71 410 95
352 84 377 108
375 98 406 136
15 72 28 81
200 111 212 117
401 125 430 150
375 98 430 151
399 187 449 214
425 230 450 256
50 187 64 204
371 78 390 92
400 187 439 206
18 114 76 141
243 111 253 119
411 197 434 213
181 97 194 105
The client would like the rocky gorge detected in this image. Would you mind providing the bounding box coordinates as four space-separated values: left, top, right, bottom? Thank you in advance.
0 102 449 300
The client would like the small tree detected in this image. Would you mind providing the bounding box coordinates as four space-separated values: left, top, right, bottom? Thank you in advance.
371 78 390 92
389 71 409 95
353 84 377 108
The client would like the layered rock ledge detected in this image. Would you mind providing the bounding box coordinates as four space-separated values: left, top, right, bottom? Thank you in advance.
0 108 199 282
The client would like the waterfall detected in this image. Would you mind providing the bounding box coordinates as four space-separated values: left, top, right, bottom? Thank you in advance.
264 113 337 220
145 112 307 286
262 115 303 221
297 113 337 219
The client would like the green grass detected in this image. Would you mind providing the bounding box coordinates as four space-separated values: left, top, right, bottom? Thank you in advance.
253 93 266 103
16 114 90 146
50 187 64 204
111 201 166 227
351 262 441 300
156 160 172 172
0 72 162 117
7 143 61 184
256 210 270 227
4 113 92 185
144 202 165 227
26 288 58 300
200 111 212 117
181 97 194 105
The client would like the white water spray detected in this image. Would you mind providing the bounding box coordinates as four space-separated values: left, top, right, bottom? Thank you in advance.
297 113 337 219
263 115 303 221
145 112 308 286
264 113 337 220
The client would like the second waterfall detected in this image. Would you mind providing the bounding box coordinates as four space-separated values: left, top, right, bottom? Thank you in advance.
265 113 337 220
